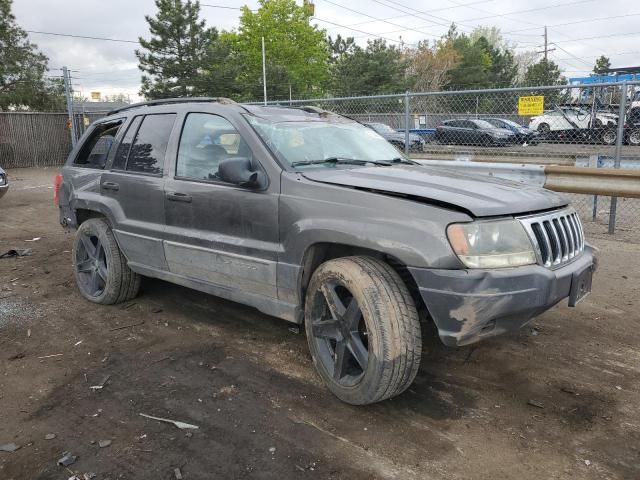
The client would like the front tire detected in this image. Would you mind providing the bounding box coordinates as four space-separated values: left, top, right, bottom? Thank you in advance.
304 256 422 405
72 218 141 304
538 123 551 136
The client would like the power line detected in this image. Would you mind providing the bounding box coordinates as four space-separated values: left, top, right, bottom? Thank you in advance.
503 12 640 35
26 30 139 44
313 17 416 46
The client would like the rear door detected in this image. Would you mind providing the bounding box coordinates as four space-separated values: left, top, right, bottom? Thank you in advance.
101 112 177 270
162 111 280 298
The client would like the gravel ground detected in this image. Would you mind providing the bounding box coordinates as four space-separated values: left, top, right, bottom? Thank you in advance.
1 168 639 480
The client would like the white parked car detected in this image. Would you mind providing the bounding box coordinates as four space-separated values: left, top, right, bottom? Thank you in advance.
529 107 617 135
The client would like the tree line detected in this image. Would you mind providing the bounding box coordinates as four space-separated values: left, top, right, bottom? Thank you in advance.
0 0 613 110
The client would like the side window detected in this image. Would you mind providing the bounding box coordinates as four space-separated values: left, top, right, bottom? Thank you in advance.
126 114 176 175
112 116 142 170
176 113 252 181
73 119 123 169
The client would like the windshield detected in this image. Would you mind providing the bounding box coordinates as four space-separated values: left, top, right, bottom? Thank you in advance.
489 118 521 128
369 123 395 133
247 117 407 167
472 120 496 129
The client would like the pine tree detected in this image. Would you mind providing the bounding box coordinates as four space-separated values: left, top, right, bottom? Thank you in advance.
136 0 214 99
593 55 611 74
0 0 64 110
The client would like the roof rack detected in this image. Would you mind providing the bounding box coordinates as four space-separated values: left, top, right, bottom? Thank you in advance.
108 97 236 115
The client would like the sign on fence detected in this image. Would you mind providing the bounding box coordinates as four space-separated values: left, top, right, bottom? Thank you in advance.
518 95 544 116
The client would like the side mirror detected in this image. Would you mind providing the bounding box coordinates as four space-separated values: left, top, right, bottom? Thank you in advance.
218 157 265 189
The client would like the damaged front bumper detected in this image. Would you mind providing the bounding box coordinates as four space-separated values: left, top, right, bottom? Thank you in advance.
409 246 595 347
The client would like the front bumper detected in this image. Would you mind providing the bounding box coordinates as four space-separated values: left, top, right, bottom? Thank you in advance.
409 247 595 347
0 183 8 198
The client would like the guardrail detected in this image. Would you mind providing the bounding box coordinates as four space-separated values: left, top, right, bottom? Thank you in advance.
413 158 640 233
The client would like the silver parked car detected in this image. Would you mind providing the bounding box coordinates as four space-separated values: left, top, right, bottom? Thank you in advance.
0 167 8 198
56 98 596 405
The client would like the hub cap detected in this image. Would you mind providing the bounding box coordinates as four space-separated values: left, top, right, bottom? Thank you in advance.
310 281 369 386
76 234 107 297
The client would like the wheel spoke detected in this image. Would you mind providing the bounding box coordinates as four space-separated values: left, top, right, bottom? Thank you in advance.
96 262 108 283
321 283 346 320
347 334 369 371
312 319 341 340
333 340 347 381
76 258 93 273
343 297 361 330
81 235 97 259
90 270 99 294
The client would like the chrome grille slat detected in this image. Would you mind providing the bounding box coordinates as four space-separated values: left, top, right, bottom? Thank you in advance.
518 207 585 269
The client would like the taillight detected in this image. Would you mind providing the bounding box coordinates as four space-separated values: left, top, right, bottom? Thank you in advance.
54 173 62 206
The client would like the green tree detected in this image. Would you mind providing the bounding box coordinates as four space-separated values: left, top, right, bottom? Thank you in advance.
330 39 407 96
0 0 64 111
328 34 355 62
445 28 517 90
404 40 460 92
136 0 214 99
234 0 330 100
593 55 611 74
523 58 565 86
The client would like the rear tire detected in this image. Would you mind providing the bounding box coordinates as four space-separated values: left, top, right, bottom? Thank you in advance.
602 129 617 146
304 256 422 405
629 129 640 146
538 123 551 136
72 218 141 304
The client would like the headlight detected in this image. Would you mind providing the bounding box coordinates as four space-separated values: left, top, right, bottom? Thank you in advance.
447 220 537 268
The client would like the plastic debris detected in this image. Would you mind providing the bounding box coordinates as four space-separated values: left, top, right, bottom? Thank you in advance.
0 443 19 452
38 353 63 359
24 237 41 242
0 248 33 259
98 440 112 448
174 467 183 479
57 451 78 466
139 413 199 430
45 433 56 440
90 375 111 391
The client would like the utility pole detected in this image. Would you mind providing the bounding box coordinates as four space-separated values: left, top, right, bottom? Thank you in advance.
262 36 267 106
536 26 555 61
62 66 77 147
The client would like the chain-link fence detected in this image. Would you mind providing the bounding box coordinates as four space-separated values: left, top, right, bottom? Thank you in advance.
260 81 640 237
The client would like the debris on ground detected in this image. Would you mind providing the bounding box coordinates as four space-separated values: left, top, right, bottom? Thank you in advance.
45 433 56 440
560 386 577 395
74 340 83 346
38 353 63 360
109 320 144 331
269 447 276 454
139 413 199 430
90 375 111 391
98 439 112 448
0 248 33 259
174 467 183 479
288 327 300 334
527 400 545 409
24 237 41 242
8 352 25 361
0 443 19 452
57 451 78 466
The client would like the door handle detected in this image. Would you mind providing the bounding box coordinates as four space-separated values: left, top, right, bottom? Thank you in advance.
166 192 192 203
101 181 119 191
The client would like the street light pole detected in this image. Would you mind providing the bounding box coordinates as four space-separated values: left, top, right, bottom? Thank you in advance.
262 36 267 106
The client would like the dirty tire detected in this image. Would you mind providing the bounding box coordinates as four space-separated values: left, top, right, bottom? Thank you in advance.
72 218 140 304
305 256 422 405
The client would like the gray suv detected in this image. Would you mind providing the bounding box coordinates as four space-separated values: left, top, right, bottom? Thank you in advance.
56 98 595 405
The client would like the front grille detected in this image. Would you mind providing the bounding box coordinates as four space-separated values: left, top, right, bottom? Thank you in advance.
518 208 584 268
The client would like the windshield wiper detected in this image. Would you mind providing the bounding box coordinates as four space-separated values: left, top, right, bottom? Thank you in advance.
291 157 392 167
389 157 418 165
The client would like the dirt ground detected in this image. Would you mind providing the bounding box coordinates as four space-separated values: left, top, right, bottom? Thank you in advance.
1 168 639 480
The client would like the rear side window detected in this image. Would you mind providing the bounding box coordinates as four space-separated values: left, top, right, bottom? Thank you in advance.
73 119 123 169
126 114 176 175
112 116 142 170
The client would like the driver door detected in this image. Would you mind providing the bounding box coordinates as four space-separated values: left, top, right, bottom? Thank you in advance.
162 112 280 299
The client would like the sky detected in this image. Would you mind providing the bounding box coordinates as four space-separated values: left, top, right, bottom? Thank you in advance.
12 0 640 102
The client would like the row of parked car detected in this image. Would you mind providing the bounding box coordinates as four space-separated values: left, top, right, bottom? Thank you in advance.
365 104 640 150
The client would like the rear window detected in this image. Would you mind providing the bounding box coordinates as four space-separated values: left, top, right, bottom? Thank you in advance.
73 119 123 169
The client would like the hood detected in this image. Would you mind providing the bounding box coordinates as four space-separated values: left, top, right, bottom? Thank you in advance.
301 165 567 217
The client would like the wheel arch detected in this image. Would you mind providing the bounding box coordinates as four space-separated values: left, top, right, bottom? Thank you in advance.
297 242 425 317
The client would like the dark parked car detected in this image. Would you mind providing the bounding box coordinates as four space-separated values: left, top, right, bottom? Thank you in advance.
56 98 595 405
481 118 539 144
0 167 8 198
625 106 640 146
435 119 517 146
363 122 425 152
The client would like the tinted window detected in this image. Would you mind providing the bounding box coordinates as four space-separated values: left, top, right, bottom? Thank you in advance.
125 114 176 175
112 116 142 170
74 119 123 169
176 113 251 181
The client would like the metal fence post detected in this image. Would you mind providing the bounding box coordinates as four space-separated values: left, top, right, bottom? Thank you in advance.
608 81 628 234
62 66 77 148
404 91 410 155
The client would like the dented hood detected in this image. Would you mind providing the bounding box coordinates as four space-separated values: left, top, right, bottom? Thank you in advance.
301 165 567 217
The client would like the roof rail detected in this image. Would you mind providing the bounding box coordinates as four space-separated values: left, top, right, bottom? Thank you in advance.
108 97 236 115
